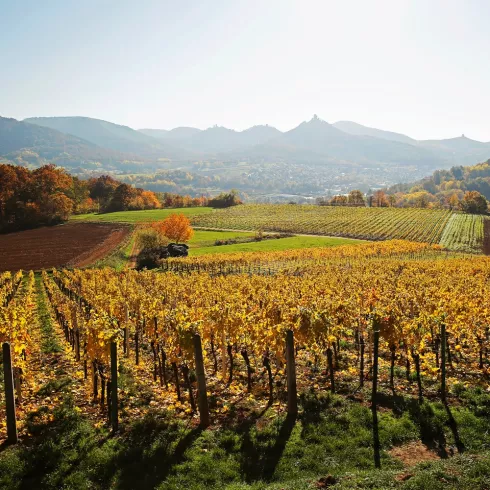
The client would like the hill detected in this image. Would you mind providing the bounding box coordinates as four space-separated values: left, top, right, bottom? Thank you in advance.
333 120 416 144
24 116 183 159
3 114 490 199
418 136 490 164
386 159 490 205
15 115 490 171
139 125 281 151
333 120 490 165
0 116 127 168
245 115 441 167
139 127 201 141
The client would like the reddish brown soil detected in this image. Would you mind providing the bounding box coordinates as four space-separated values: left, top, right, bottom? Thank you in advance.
390 441 440 469
0 223 130 272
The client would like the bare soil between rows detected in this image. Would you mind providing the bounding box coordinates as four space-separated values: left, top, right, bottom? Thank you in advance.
0 223 130 272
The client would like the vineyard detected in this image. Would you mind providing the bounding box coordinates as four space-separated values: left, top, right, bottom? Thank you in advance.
192 204 489 253
162 240 452 275
1 240 490 488
192 205 453 242
439 214 485 254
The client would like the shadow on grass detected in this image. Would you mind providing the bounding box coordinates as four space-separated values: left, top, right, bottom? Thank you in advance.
408 401 448 458
1 401 205 490
443 401 465 454
240 413 297 483
375 391 417 416
115 418 203 490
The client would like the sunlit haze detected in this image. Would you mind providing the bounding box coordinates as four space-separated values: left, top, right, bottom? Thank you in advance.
1 0 489 140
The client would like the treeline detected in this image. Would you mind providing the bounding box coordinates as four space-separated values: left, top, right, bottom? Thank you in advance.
0 164 242 233
158 190 241 208
317 190 396 208
384 160 490 212
319 163 490 214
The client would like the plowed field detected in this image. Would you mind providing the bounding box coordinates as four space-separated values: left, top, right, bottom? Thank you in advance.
0 223 130 272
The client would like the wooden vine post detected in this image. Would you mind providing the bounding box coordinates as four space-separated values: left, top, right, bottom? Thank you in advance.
372 328 381 469
285 330 297 416
193 334 210 427
221 327 227 380
2 343 18 443
440 322 446 403
110 341 118 432
359 334 365 387
124 305 129 357
326 346 335 393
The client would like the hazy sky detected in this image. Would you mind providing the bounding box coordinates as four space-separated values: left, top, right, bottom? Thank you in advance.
1 0 489 140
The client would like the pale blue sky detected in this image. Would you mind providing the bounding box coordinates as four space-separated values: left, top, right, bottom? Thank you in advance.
1 0 489 140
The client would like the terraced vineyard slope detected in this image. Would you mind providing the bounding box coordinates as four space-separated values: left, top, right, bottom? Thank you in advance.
192 205 452 243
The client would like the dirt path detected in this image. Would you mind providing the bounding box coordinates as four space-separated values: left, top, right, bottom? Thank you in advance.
127 237 139 269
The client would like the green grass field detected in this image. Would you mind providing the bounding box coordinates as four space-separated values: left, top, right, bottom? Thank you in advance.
188 230 256 248
190 235 363 256
2 381 489 489
71 207 213 223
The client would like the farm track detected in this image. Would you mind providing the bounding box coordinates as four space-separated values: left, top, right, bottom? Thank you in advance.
126 238 140 269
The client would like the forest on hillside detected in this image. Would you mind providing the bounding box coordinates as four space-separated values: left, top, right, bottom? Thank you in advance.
0 164 243 233
386 160 490 208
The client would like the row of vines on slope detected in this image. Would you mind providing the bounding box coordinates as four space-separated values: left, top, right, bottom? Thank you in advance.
0 271 33 370
0 270 35 437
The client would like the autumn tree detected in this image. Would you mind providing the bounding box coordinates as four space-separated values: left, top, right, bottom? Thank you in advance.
88 175 119 210
372 190 389 207
140 190 160 209
347 190 366 206
459 191 488 214
153 214 194 243
208 190 242 208
0 163 79 232
107 184 137 212
448 193 460 211
0 163 165 232
329 195 348 206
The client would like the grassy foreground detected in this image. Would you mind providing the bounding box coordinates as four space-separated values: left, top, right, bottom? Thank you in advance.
1 387 489 490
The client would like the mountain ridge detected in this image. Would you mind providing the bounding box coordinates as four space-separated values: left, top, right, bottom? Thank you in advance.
0 116 129 168
333 120 416 145
1 114 488 198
